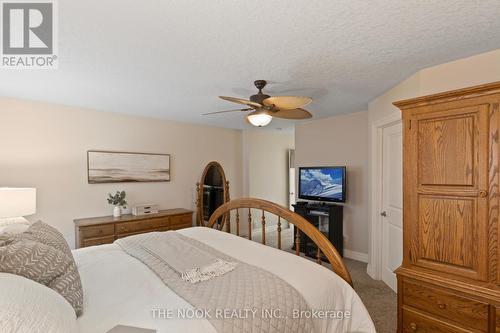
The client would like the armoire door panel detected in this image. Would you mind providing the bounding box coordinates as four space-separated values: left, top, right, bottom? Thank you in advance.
491 103 500 284
418 196 475 269
418 114 475 187
409 103 489 281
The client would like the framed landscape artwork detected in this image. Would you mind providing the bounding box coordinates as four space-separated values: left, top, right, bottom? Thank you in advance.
87 151 171 184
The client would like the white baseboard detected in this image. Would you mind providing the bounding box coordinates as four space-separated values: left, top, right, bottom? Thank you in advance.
344 249 369 263
366 263 376 279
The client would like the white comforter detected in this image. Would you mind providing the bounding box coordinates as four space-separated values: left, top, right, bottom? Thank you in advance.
73 227 375 333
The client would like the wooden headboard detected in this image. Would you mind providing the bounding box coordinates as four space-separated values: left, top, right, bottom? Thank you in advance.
207 198 353 286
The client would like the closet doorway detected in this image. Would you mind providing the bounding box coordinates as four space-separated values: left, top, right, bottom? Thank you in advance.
369 114 402 292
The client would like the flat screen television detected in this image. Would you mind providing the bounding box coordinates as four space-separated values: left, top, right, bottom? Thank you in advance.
298 166 346 203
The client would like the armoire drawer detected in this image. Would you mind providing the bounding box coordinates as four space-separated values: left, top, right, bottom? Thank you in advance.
496 307 500 333
402 281 488 332
402 307 477 333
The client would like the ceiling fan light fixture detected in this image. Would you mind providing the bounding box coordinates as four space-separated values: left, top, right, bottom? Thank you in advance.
211 80 313 126
247 110 272 127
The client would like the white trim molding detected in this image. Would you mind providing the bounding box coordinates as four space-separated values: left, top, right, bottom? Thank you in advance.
368 112 402 280
344 249 369 263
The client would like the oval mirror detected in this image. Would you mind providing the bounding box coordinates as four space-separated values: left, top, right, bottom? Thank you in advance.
196 161 230 229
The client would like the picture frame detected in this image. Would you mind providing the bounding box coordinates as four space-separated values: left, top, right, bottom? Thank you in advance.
87 150 171 184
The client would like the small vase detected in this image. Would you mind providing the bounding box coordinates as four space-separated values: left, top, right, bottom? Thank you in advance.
113 206 122 218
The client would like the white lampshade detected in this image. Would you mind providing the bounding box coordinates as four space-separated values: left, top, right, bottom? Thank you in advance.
247 110 272 127
0 188 37 219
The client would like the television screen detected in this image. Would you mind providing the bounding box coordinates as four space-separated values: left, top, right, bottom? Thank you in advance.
299 167 346 202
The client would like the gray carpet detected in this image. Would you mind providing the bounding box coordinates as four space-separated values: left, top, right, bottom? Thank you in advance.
344 258 397 333
252 227 397 332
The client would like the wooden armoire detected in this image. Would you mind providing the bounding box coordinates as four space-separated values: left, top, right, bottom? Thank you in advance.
395 82 500 333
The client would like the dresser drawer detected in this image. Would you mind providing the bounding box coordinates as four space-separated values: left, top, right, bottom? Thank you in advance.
402 308 476 333
82 236 115 247
80 224 115 239
169 214 192 229
116 217 168 235
154 226 171 233
403 281 488 331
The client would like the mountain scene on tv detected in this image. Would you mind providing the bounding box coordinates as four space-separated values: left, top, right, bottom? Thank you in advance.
300 168 344 200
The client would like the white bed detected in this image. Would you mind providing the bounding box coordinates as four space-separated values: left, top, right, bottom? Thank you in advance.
74 227 375 333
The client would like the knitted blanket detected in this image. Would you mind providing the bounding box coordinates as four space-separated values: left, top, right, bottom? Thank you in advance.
116 231 315 333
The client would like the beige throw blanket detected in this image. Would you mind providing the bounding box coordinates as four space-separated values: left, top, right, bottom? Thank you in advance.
141 231 237 283
116 231 315 333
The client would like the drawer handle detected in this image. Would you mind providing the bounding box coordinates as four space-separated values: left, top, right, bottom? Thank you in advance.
98 229 103 234
409 322 417 331
437 303 446 310
479 190 488 198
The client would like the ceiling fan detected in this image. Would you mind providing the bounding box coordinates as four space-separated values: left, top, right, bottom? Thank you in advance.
203 80 313 127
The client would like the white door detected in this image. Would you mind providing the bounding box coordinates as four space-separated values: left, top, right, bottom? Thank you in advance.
289 168 296 210
381 122 403 291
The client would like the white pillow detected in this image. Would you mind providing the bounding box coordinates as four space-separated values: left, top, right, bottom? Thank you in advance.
0 224 29 235
0 273 78 333
0 217 30 235
0 217 30 226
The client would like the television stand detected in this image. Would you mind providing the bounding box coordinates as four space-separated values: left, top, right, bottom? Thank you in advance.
292 201 343 258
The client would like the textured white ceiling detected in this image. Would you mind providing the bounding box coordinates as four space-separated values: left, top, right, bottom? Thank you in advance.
1 0 500 129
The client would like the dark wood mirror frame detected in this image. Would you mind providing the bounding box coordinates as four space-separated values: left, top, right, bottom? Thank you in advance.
196 161 230 229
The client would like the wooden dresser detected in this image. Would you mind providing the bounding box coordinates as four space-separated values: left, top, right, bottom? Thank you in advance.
394 82 500 333
74 209 193 249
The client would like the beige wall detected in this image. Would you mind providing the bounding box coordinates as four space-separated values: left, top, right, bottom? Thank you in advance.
0 97 243 248
368 48 500 124
295 111 369 255
418 49 500 95
241 129 294 229
242 129 294 206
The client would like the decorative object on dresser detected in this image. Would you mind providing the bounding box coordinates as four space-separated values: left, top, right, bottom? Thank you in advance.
107 191 127 217
196 161 230 228
132 203 159 216
87 150 170 184
394 81 500 333
74 209 193 248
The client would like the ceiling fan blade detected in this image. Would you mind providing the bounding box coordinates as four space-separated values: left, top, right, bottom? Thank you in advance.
202 108 252 116
271 108 312 120
219 96 262 108
262 96 312 110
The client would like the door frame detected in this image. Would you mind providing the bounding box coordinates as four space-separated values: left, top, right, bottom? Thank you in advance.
367 112 402 280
